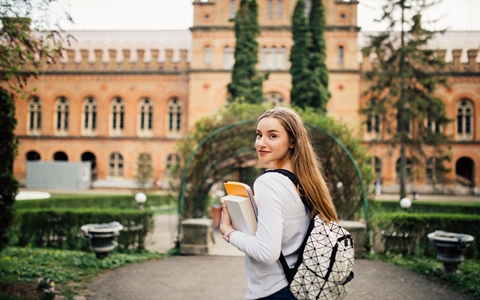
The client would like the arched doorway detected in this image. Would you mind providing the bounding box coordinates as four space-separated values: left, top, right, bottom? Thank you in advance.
81 152 97 180
456 157 474 187
53 151 68 161
26 151 41 161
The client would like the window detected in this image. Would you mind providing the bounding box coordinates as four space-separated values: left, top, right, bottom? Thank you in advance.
270 46 277 70
27 96 41 136
109 152 124 177
426 117 442 134
137 153 153 181
263 92 284 106
261 46 268 70
138 98 153 137
276 0 283 19
396 157 413 182
280 46 287 70
426 157 443 183
267 0 273 19
304 0 311 17
230 0 236 19
338 46 344 67
166 154 180 176
456 99 473 140
167 98 182 135
110 97 125 136
53 151 68 161
82 97 97 136
369 156 382 179
365 101 381 140
223 46 232 70
396 107 411 134
26 151 41 161
54 97 69 136
204 45 211 65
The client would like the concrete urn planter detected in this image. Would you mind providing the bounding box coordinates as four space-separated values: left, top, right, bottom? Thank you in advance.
427 230 474 274
81 222 123 259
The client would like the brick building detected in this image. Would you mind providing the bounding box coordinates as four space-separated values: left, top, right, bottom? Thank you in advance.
11 0 480 194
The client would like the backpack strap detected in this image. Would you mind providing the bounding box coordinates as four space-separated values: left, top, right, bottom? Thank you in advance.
263 169 313 284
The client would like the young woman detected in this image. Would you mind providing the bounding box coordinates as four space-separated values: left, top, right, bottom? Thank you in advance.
220 107 338 299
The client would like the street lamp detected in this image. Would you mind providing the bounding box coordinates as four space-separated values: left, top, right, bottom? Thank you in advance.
135 192 147 210
400 197 412 212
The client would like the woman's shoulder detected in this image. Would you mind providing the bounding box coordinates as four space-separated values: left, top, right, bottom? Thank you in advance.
255 170 294 187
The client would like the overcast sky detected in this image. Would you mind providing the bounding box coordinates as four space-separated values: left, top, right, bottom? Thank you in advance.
56 0 480 31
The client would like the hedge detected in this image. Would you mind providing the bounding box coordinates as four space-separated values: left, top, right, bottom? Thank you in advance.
374 201 480 215
13 194 175 210
10 209 154 252
372 213 480 259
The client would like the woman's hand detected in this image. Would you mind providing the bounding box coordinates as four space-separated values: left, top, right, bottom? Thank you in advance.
219 200 234 235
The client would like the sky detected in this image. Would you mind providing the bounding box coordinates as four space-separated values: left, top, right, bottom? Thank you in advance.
55 0 480 32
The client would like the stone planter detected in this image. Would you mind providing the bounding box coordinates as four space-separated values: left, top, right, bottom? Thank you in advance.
81 222 123 259
427 230 474 274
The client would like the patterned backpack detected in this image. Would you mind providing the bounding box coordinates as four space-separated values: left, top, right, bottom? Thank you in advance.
267 169 355 300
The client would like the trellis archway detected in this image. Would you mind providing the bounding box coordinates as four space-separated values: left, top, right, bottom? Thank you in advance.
176 119 369 248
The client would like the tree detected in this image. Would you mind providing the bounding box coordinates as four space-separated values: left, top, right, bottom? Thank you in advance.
361 0 450 199
289 0 312 108
227 0 266 104
307 0 330 112
0 0 71 252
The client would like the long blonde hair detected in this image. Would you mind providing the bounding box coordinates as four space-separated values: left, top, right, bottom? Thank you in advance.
258 107 338 223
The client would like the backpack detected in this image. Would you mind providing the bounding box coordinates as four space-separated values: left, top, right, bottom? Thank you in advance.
266 169 355 300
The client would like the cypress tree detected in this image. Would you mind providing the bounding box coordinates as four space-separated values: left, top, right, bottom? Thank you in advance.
0 88 18 252
308 0 330 112
289 0 312 108
227 0 265 104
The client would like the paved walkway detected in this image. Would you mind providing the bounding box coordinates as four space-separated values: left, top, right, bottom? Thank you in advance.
86 214 475 300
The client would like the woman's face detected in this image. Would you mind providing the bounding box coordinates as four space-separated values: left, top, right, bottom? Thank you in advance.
255 117 293 168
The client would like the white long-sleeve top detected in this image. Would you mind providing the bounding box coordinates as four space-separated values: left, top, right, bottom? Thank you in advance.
229 171 310 299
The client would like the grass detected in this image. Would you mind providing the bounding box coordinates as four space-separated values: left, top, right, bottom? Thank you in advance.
0 247 172 299
370 254 480 299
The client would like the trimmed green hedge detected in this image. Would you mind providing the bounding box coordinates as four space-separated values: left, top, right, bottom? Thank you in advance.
372 213 480 259
13 194 175 210
10 209 154 252
374 201 480 215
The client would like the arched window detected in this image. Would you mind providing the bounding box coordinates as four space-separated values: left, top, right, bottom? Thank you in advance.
82 97 97 136
138 98 153 137
338 46 344 67
426 157 443 183
280 46 287 70
426 116 442 134
396 157 413 182
27 96 41 136
53 151 68 161
455 157 474 187
369 156 382 179
271 46 277 70
276 0 283 19
110 97 125 136
54 97 69 136
81 151 97 180
267 0 273 19
263 92 284 106
261 46 268 70
137 152 153 181
26 151 41 161
456 99 473 140
365 101 381 140
204 45 211 65
109 152 124 177
223 46 232 70
167 98 182 136
229 0 236 18
166 154 180 177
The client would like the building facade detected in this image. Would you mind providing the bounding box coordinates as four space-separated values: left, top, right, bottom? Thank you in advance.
11 0 480 194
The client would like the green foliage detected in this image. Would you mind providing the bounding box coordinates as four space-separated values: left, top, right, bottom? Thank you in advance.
374 200 480 215
372 213 480 258
0 89 18 253
289 0 312 108
362 1 451 194
307 0 330 112
0 247 166 297
372 254 480 299
175 103 374 220
227 0 266 104
10 209 154 251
